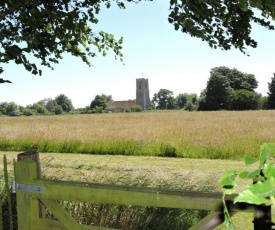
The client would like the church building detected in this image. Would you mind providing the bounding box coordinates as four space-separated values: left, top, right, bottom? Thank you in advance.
106 78 150 112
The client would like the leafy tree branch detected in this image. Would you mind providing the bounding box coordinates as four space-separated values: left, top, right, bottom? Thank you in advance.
1 0 275 80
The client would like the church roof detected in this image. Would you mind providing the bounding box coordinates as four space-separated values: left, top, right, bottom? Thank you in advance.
106 100 136 109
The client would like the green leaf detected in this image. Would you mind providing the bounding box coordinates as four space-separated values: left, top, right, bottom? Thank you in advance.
244 178 275 198
25 65 32 72
243 155 258 165
220 170 237 194
239 169 260 179
106 2 111 9
259 143 275 168
263 163 275 179
15 36 21 43
234 190 269 205
170 0 177 5
238 0 248 12
168 18 174 23
32 69 38 75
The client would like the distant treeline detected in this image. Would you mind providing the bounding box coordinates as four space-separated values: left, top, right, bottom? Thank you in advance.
0 93 142 116
1 66 275 116
152 66 275 111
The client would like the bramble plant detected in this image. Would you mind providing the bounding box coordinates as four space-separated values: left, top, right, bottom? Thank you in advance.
220 143 275 229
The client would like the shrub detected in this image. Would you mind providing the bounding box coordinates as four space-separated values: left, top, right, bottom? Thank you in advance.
22 108 37 116
91 106 103 113
133 105 143 112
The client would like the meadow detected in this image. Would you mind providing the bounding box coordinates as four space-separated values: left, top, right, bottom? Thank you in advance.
1 110 275 229
1 110 275 159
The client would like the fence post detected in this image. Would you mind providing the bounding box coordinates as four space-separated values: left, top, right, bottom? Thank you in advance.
254 205 272 230
15 152 40 230
3 155 13 230
253 174 272 230
17 152 41 178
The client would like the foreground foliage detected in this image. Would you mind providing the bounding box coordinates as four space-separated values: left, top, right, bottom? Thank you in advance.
221 143 275 229
168 0 275 53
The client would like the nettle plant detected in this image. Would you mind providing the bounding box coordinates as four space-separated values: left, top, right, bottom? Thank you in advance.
220 143 275 229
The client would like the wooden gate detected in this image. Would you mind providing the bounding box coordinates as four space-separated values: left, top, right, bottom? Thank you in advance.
13 153 267 230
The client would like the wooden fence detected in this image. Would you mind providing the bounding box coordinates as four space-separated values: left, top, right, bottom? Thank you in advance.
4 152 273 229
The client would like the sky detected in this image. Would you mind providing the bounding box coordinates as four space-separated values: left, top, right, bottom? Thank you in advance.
1 1 275 108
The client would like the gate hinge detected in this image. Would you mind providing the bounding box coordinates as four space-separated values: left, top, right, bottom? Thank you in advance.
12 180 45 194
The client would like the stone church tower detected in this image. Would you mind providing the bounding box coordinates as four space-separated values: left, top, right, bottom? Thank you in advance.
136 78 150 110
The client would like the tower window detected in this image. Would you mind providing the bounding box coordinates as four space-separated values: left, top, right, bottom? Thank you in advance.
145 84 148 89
139 85 141 89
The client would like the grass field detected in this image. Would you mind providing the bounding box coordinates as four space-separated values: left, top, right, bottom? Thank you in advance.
1 110 275 159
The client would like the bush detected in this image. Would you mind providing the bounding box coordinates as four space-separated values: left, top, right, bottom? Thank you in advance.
22 108 37 116
91 106 103 113
133 105 143 112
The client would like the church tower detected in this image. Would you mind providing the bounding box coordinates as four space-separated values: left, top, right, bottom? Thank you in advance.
136 78 150 110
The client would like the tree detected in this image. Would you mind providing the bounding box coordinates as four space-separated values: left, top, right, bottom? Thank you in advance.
168 1 275 54
1 1 275 80
203 73 232 111
45 99 57 113
258 95 268 110
0 1 124 78
90 94 112 110
54 105 63 115
176 93 198 110
176 94 188 109
152 89 176 110
26 102 51 115
54 94 74 113
210 67 258 92
0 102 18 115
200 66 260 111
229 90 260 110
267 73 275 109
242 73 258 91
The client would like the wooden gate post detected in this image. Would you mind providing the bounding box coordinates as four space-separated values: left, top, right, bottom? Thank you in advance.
16 152 44 229
254 205 272 230
17 152 41 178
253 174 272 230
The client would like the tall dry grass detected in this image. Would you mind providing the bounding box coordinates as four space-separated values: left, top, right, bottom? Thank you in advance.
1 110 275 159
